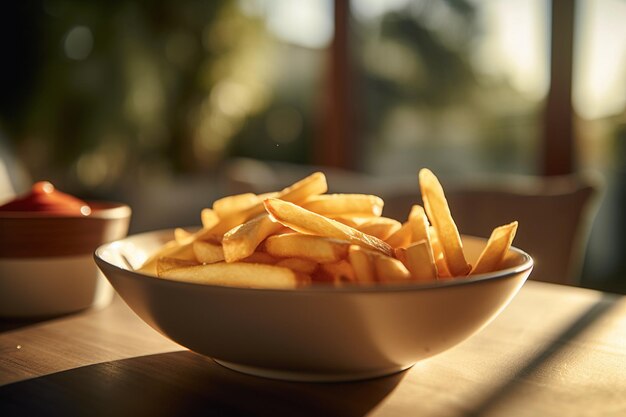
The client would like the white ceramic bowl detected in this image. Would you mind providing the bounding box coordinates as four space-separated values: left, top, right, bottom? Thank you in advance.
95 229 533 382
0 202 131 318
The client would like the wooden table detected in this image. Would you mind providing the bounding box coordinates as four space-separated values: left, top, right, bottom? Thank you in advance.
1 280 624 417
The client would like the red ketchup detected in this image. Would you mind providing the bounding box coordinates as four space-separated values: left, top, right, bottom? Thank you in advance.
0 181 91 216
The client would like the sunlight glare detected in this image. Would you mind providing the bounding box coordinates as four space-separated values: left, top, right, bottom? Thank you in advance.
574 0 626 119
477 0 548 101
242 0 333 49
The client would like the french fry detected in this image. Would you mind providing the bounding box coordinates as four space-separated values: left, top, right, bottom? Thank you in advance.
276 171 328 203
419 168 471 276
408 205 429 243
394 205 438 281
264 198 393 257
348 245 376 284
222 214 283 262
329 215 362 228
160 262 298 289
162 242 196 261
200 208 219 229
275 257 318 274
318 260 356 285
240 251 278 264
193 240 225 264
395 240 438 282
138 239 196 275
302 194 384 217
470 221 518 275
264 233 350 263
156 257 200 275
175 227 193 243
212 193 261 218
355 217 402 240
429 226 451 278
296 273 313 285
348 245 411 283
373 254 411 282
196 172 328 240
385 221 412 248
385 205 421 248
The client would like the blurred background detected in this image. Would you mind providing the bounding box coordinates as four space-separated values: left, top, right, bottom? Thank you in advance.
0 0 625 292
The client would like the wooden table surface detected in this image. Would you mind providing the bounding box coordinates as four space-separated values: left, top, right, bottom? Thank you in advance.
0 280 624 417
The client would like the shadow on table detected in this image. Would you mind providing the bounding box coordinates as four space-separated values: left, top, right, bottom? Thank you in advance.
0 312 78 333
0 350 406 417
460 292 619 417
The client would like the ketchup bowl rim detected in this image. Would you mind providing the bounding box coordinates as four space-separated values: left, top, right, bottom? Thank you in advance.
0 201 132 220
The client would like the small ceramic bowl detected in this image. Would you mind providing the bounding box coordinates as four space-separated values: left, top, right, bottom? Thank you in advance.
95 229 533 382
0 202 131 318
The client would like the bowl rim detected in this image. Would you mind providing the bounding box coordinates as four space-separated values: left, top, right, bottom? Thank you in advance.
0 202 132 220
94 228 533 295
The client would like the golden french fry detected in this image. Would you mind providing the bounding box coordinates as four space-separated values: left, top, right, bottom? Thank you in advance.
222 214 283 262
193 240 225 264
374 254 411 282
356 217 402 240
302 194 384 217
419 168 470 276
318 260 356 285
329 215 361 228
274 225 296 235
138 239 197 275
264 199 393 257
160 262 298 289
385 221 412 248
240 251 278 264
275 257 318 274
348 245 376 284
384 205 422 248
393 204 438 281
212 193 260 218
429 226 451 278
200 208 219 229
197 172 328 240
276 171 328 203
295 273 313 285
330 215 385 229
156 257 200 275
174 228 193 244
264 233 350 263
348 244 412 283
165 242 197 261
470 221 518 275
408 205 429 244
395 240 438 282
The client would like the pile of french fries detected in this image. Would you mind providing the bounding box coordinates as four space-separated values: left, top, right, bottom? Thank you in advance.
137 169 518 289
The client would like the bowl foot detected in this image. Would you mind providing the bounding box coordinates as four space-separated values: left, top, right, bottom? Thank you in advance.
213 359 414 382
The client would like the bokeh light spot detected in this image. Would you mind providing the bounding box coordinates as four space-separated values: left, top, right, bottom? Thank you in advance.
64 26 94 60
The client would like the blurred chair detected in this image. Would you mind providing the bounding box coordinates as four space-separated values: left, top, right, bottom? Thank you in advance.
383 173 604 286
